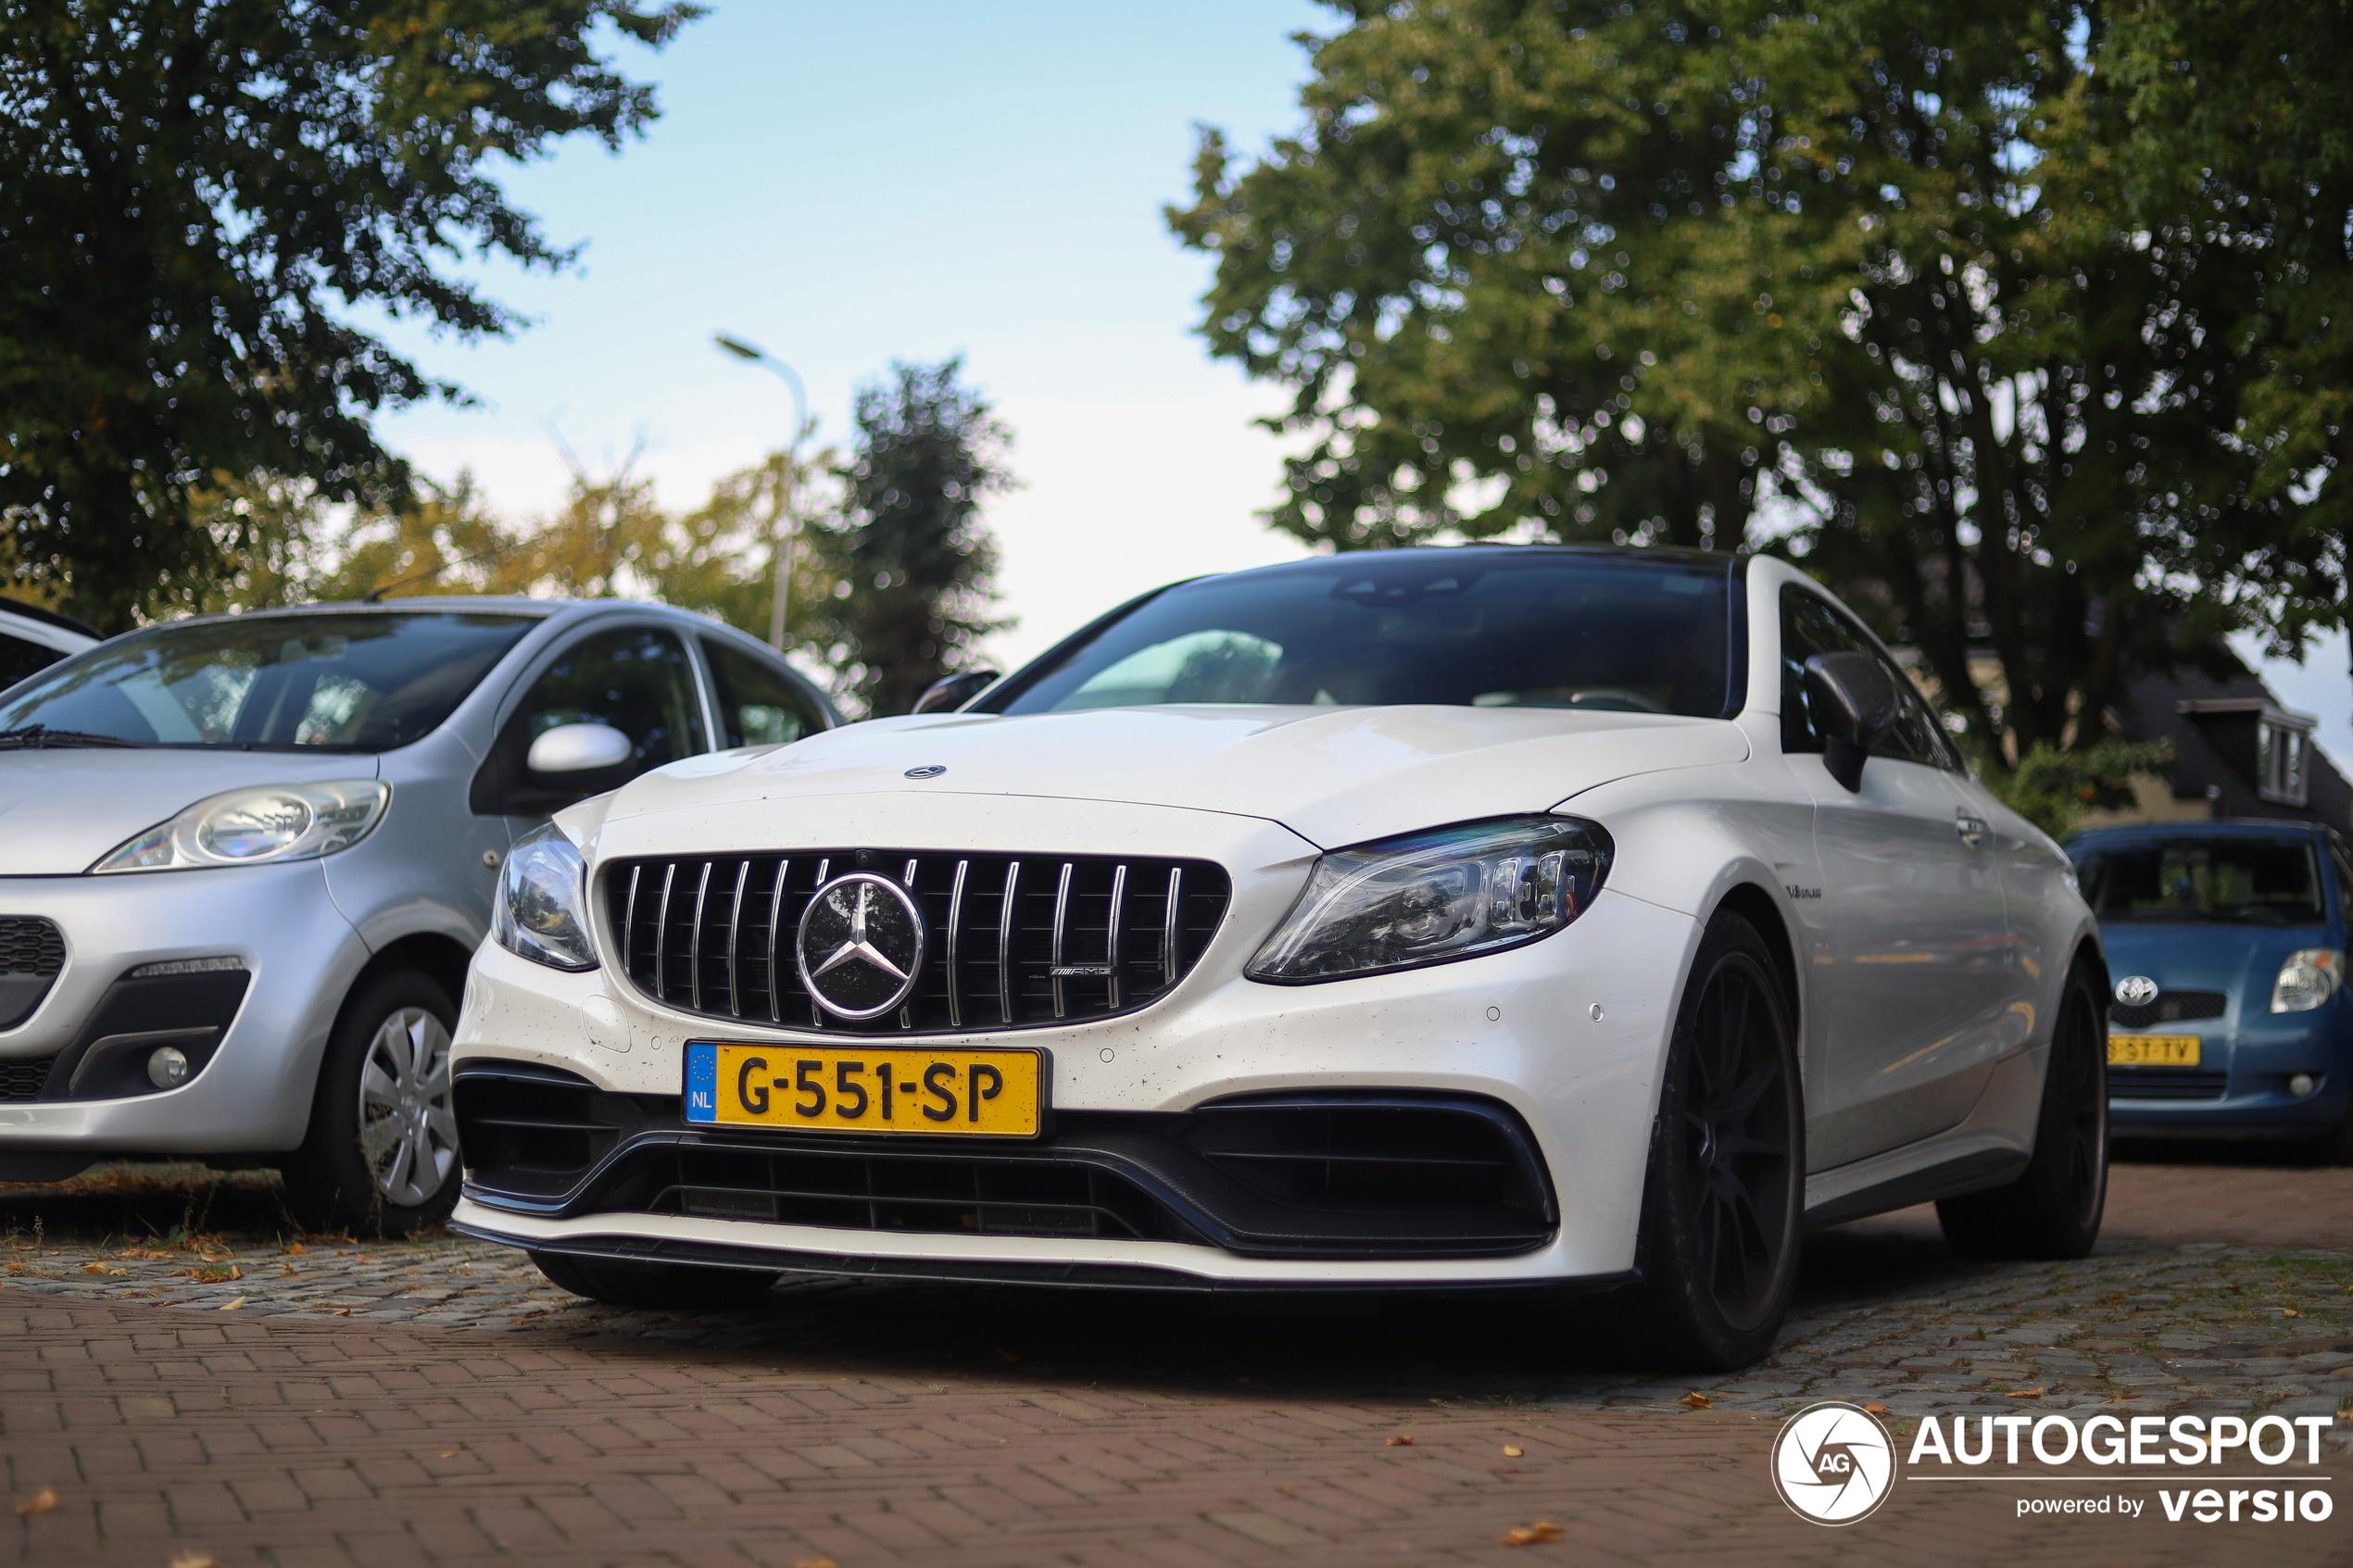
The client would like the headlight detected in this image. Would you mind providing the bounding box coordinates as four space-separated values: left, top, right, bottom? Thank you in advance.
2271 947 2343 1013
1247 815 1614 984
491 822 598 972
92 780 390 872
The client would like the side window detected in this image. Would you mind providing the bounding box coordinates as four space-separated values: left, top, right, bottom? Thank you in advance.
2330 842 2353 931
0 631 63 691
472 626 707 817
704 637 824 748
1779 586 1954 770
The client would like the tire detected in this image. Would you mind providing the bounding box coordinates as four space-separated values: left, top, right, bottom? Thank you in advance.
1937 960 2108 1260
1615 911 1805 1371
531 1250 779 1311
279 969 462 1237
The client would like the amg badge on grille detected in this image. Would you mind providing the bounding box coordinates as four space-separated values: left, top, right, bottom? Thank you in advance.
797 872 928 1020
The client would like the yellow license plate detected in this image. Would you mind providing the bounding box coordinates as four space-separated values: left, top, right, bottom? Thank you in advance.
2108 1034 2201 1069
685 1040 1045 1136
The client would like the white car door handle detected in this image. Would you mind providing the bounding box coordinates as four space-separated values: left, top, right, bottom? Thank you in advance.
1956 813 1989 847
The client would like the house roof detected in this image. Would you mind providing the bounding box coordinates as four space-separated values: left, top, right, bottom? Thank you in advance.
2114 659 2352 829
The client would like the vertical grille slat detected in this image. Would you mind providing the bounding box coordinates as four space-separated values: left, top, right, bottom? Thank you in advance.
607 849 1227 1036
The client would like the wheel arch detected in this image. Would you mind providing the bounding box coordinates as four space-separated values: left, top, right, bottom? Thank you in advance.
342 933 475 1023
1706 879 1804 1042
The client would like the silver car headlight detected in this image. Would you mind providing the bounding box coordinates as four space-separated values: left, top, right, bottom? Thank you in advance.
491 822 598 972
92 780 390 872
1247 815 1614 984
2271 947 2344 1013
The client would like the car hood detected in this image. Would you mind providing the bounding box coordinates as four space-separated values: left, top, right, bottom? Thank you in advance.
609 705 1750 849
2096 921 2334 1009
0 749 383 875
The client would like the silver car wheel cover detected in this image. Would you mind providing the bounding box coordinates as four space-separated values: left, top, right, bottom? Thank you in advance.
356 1005 458 1208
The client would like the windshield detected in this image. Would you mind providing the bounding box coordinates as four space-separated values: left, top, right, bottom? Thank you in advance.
2071 836 2328 926
990 551 1734 717
0 612 535 752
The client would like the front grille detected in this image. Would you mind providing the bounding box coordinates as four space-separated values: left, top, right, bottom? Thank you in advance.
0 916 65 1031
614 1143 1184 1241
0 1054 57 1101
605 850 1230 1034
2111 989 2228 1030
2110 1069 2229 1101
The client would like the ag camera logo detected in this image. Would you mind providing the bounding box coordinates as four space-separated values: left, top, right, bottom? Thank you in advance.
1771 1401 1895 1525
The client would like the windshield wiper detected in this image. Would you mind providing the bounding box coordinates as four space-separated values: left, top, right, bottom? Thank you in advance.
0 724 144 750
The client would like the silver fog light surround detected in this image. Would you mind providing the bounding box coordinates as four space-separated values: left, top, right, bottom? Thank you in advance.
94 781 389 872
2271 947 2344 1013
1248 815 1614 984
146 1046 191 1088
492 822 598 972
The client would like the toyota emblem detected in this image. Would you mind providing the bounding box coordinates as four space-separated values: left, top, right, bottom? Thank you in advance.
2115 974 2159 1008
797 872 927 1020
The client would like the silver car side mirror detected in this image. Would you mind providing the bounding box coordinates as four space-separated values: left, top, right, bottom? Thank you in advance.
1803 652 1897 792
526 722 633 774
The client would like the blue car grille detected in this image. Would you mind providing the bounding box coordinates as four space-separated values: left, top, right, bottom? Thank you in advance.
2110 989 2226 1030
2109 1069 2228 1101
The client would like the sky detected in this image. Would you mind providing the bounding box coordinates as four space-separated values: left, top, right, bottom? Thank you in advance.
371 0 1327 674
368 0 2353 763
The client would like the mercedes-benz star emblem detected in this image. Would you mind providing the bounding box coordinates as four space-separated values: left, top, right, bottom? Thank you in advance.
797 872 927 1020
2115 974 2159 1007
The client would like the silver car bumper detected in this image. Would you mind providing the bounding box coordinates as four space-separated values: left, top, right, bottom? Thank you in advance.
0 862 371 1156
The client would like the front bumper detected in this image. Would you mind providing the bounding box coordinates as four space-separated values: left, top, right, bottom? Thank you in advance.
451 797 1700 1285
2109 1006 2353 1135
0 862 369 1160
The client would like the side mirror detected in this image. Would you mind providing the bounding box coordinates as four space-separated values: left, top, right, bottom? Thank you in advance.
912 670 1000 714
1804 652 1897 792
526 722 633 774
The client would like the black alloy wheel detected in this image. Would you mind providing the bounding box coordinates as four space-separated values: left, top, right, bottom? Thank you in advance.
1938 960 2108 1260
1618 911 1804 1370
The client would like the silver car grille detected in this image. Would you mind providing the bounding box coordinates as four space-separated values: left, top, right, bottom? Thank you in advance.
602 850 1231 1035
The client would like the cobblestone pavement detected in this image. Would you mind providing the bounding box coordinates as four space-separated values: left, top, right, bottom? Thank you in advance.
6 1160 2350 1425
3 1155 2350 1564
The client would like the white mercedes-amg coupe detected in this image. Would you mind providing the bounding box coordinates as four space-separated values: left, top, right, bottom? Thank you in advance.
449 546 2107 1368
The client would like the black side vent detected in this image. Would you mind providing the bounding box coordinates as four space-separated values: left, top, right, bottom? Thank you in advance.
454 1062 659 1200
604 850 1230 1035
2111 990 2228 1030
0 917 66 1031
0 1053 58 1102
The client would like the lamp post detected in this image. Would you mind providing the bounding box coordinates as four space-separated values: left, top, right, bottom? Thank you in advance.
714 332 810 652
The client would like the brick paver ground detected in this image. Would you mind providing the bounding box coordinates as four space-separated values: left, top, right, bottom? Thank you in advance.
4 1151 2350 1565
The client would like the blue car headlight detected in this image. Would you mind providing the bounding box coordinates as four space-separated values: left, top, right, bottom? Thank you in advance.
2271 948 2343 1013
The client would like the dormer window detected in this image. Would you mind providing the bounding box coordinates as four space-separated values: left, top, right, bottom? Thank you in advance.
2259 716 2311 806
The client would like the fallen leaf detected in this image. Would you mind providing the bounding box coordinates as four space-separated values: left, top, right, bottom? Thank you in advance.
1862 1402 1890 1415
1503 1445 1525 1458
994 1348 1020 1363
16 1486 57 1517
332 1308 351 1317
170 1553 218 1568
793 1558 838 1568
440 1449 459 1459
218 1296 245 1311
2007 1386 2045 1399
2284 1308 2303 1318
1503 1520 1566 1546
1490 1466 1521 1475
82 1262 126 1277
1680 1392 1711 1410
284 1242 307 1256
1387 1434 1416 1447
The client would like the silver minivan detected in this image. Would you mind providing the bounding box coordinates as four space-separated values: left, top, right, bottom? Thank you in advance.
0 596 838 1233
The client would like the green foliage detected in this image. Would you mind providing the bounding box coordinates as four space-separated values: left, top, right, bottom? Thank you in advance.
1168 0 2340 757
1979 735 2173 840
803 359 1012 718
0 0 701 633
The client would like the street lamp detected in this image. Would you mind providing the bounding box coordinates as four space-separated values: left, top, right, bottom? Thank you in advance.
714 332 810 652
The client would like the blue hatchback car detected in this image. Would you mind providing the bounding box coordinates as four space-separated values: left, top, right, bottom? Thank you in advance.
2066 821 2353 1155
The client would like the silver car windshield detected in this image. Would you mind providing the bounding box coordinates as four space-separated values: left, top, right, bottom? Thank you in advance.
988 553 1735 717
0 611 534 752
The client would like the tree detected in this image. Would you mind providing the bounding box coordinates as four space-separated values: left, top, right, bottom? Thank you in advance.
1169 0 2325 757
804 358 1011 718
0 0 700 633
